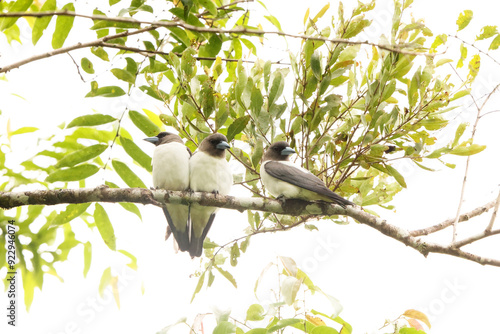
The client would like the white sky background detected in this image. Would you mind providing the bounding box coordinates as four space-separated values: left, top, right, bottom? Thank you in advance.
1 0 500 333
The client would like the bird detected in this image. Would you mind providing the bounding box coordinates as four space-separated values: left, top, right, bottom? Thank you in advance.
144 132 191 252
260 141 353 208
189 133 232 258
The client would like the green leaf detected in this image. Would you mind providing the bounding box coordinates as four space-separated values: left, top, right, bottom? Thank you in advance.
246 304 265 321
118 250 138 270
98 267 112 298
46 164 99 182
450 143 486 156
490 34 500 50
435 58 453 67
112 160 147 188
456 10 473 31
311 326 339 334
213 321 236 334
9 126 38 136
198 0 218 16
191 271 205 302
268 71 285 105
267 319 301 333
91 20 140 30
81 58 95 74
119 136 152 172
86 86 126 98
50 203 92 226
0 0 33 31
215 266 237 288
119 202 142 220
467 54 480 81
312 3 330 23
385 165 407 188
311 51 322 80
83 241 92 277
67 114 116 128
281 276 301 305
450 89 471 101
226 115 250 142
111 68 136 84
56 144 108 168
52 3 76 49
91 46 110 61
264 15 282 31
94 203 117 251
476 25 498 41
129 110 160 136
32 0 56 44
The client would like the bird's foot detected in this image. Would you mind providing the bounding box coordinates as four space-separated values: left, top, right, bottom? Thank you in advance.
276 194 287 204
212 190 219 197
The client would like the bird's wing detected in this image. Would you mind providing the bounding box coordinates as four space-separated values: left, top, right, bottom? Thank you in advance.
264 161 352 207
162 207 190 252
188 213 216 258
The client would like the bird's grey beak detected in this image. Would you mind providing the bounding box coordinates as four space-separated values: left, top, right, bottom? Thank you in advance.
144 137 159 144
216 141 231 150
281 147 296 156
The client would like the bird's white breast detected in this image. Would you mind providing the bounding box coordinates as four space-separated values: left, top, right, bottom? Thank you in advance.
190 151 232 195
152 142 190 190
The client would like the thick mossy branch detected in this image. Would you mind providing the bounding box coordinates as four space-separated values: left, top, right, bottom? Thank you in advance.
0 187 499 267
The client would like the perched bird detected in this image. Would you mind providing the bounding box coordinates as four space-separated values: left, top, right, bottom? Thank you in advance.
144 132 191 252
189 133 232 258
260 141 353 208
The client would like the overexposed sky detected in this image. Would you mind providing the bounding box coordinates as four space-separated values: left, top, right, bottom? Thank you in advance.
1 0 500 333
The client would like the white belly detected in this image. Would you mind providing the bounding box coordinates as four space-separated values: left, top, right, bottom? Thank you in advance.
152 142 190 191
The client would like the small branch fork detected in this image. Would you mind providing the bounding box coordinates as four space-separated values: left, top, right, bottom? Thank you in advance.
1 186 499 267
0 10 432 74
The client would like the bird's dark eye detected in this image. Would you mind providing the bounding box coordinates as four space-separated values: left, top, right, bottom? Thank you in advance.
210 139 217 144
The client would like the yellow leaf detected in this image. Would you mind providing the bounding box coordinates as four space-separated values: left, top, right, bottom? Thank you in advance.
303 8 310 25
403 309 431 328
306 314 326 326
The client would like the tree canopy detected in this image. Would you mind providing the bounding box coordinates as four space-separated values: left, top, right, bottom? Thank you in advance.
1 0 500 333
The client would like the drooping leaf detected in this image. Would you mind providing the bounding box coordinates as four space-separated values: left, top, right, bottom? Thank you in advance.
52 3 76 49
46 164 99 182
112 160 147 188
81 57 95 74
49 203 92 226
385 165 407 188
450 143 486 156
246 304 265 321
94 203 117 251
129 110 160 136
32 0 57 44
456 10 473 31
83 241 92 277
56 144 108 168
226 115 250 142
0 0 33 31
119 136 152 172
86 86 126 98
67 114 116 128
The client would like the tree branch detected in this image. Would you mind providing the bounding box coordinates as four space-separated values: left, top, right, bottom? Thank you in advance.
1 187 500 267
0 25 158 73
0 11 434 56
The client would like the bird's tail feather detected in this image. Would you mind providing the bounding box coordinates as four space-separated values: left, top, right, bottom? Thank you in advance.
162 208 190 252
188 213 216 258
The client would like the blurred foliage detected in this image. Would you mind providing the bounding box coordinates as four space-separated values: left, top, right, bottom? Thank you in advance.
159 257 430 333
0 0 495 330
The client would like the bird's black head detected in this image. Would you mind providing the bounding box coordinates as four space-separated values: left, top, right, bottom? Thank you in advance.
199 133 230 158
263 141 296 161
144 132 183 146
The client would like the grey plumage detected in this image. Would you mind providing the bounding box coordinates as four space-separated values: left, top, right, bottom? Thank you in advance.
261 141 353 208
